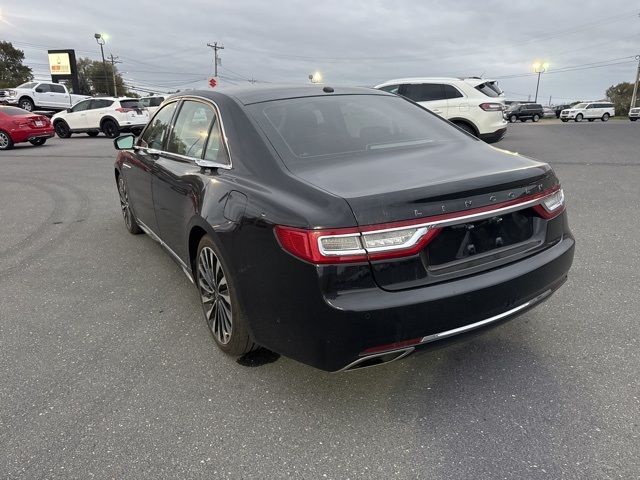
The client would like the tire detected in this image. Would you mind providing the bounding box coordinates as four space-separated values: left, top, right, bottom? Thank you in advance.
29 138 47 146
117 176 142 235
453 122 476 137
0 130 14 150
575 114 583 122
601 113 610 122
509 115 517 123
196 235 256 356
101 119 120 138
87 131 100 137
532 114 540 122
561 119 568 123
54 120 72 138
18 97 35 112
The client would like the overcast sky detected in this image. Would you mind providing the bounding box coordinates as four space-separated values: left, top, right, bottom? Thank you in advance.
1 1 638 103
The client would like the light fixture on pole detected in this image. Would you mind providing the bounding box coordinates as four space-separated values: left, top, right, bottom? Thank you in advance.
532 61 549 103
309 71 322 84
94 33 111 95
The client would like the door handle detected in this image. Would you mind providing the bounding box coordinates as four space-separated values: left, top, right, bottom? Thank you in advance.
431 108 442 114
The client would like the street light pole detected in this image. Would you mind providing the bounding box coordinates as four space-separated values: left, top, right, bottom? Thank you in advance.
532 62 549 104
94 33 110 95
534 71 542 103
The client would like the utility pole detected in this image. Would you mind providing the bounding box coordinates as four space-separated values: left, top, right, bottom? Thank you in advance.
108 53 122 97
548 95 552 106
631 55 640 110
206 42 224 77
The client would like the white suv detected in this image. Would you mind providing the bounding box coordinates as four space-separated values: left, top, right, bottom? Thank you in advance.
560 102 615 122
51 97 149 138
375 77 507 143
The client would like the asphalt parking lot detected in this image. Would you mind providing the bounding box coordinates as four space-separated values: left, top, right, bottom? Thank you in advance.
1 122 639 479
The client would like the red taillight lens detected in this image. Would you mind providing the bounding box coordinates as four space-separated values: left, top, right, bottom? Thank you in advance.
12 120 30 127
479 102 503 112
116 107 133 113
533 188 565 219
275 222 441 264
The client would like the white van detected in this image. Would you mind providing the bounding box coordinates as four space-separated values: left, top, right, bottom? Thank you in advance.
375 77 507 143
560 102 615 122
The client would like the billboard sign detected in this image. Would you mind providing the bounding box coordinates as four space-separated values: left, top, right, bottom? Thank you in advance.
48 52 72 75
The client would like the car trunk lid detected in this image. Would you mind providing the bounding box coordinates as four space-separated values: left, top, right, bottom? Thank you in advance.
289 141 560 291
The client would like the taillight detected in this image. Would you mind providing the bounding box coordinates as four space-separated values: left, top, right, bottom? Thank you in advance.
12 120 30 127
274 222 441 264
275 186 565 265
533 188 565 219
116 107 133 113
479 102 503 111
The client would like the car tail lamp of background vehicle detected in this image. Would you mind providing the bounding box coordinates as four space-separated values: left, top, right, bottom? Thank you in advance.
275 187 565 265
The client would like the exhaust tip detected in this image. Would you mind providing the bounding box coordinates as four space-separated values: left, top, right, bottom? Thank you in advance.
340 347 415 372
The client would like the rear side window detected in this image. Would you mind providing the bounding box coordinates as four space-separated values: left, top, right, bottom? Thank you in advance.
443 84 463 99
474 81 503 98
139 102 177 150
402 83 445 102
91 99 114 109
378 84 399 94
120 100 142 109
50 84 66 93
167 100 216 158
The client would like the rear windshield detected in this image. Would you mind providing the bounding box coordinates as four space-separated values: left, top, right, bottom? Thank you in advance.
250 94 468 163
474 81 503 98
120 99 142 109
0 106 32 116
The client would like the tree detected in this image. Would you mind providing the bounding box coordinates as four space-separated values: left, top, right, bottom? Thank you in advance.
0 41 33 88
605 82 634 116
75 56 133 96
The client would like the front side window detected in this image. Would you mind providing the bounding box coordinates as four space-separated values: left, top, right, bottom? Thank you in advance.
71 100 91 112
252 94 467 162
36 83 52 93
402 83 445 102
139 101 177 150
51 84 66 93
166 100 216 158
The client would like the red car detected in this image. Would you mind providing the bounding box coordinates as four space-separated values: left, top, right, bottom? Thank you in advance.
0 106 55 150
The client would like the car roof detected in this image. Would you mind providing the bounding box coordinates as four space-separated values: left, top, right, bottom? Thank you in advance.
176 84 389 105
375 77 498 88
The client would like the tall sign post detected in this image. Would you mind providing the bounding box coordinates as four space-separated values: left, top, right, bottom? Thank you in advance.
47 49 80 94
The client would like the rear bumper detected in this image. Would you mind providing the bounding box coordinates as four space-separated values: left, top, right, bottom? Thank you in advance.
479 127 507 143
10 128 55 143
242 230 574 372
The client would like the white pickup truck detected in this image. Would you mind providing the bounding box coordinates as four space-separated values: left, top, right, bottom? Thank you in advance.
0 81 89 112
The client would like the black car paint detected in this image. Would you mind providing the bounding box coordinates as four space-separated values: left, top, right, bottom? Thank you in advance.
115 86 574 371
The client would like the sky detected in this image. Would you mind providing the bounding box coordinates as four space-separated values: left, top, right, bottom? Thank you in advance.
1 0 639 104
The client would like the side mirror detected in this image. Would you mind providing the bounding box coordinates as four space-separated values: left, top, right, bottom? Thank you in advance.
114 134 135 150
66 108 72 113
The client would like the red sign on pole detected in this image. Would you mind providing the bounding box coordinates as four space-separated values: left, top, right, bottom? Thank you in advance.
208 77 217 88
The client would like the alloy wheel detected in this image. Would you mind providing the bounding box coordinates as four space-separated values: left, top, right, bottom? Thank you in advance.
118 177 133 230
198 246 232 344
0 132 9 149
20 100 33 111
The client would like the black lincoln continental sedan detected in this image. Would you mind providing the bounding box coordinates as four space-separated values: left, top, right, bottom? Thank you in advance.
113 85 574 372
